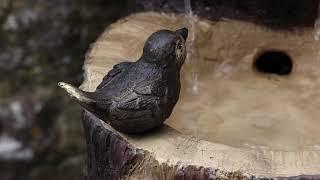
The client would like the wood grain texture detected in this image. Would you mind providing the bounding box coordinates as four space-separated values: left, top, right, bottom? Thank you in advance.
81 109 251 180
81 109 320 180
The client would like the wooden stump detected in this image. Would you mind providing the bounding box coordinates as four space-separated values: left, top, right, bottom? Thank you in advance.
80 12 320 179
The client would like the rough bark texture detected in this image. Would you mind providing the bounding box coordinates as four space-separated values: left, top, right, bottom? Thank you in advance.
81 109 135 180
173 167 217 180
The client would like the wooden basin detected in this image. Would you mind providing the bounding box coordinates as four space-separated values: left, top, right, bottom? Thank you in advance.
81 12 320 179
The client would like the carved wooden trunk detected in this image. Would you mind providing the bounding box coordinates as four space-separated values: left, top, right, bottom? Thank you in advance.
79 2 320 179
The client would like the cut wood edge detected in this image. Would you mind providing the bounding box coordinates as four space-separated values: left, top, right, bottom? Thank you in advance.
82 109 250 179
80 12 320 178
82 110 320 179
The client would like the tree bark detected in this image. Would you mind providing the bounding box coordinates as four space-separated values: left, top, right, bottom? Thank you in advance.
81 109 135 180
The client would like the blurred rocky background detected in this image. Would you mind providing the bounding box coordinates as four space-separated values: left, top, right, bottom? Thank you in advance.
0 0 134 179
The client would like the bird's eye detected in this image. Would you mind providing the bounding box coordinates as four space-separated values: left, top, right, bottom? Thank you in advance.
176 42 183 50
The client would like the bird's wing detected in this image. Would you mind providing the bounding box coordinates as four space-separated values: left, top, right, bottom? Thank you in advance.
114 79 166 116
107 79 167 133
134 79 166 97
96 62 132 90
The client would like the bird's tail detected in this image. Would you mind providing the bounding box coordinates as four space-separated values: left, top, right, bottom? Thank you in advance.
58 82 96 109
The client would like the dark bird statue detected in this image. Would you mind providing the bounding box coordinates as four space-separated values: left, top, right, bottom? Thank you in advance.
59 28 188 133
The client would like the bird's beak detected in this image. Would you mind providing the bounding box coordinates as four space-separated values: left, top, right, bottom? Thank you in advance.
175 27 188 41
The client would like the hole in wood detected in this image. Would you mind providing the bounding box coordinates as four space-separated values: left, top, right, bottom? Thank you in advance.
254 51 293 75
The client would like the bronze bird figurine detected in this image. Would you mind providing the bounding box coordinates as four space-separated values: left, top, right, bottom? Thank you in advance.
59 28 188 133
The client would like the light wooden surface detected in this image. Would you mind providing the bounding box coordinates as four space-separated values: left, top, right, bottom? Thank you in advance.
81 12 320 178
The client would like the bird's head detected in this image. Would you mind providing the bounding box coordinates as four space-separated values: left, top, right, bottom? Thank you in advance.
141 28 188 70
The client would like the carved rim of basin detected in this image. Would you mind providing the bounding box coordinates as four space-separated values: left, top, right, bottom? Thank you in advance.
81 12 320 177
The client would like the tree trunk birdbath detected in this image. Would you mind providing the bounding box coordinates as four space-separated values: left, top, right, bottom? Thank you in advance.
78 3 320 180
